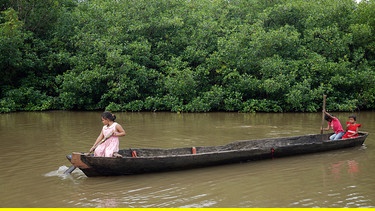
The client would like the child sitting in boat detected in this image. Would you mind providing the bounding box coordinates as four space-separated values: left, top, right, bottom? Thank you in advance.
90 111 126 157
342 115 361 139
322 110 345 140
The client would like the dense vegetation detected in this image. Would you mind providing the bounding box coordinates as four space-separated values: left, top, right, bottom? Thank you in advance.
1 0 375 113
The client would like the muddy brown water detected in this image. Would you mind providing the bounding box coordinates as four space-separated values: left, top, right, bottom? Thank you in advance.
1 111 374 207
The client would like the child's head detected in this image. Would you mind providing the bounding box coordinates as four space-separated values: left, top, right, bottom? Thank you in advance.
324 114 333 122
101 111 116 122
348 115 356 123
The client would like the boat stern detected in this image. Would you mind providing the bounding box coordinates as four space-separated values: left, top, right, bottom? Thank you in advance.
66 152 103 177
70 152 91 169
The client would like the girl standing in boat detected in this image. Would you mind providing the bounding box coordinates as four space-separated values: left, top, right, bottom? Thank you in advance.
90 111 126 157
322 110 345 140
342 115 361 139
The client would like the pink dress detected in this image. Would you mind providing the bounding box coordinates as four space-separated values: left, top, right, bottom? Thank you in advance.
94 122 119 157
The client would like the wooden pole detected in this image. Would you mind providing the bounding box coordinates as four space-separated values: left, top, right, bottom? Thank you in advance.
321 95 327 134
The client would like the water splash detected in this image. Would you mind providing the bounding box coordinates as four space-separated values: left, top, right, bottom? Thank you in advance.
44 165 75 178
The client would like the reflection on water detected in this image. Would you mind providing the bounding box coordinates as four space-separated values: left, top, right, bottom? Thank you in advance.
330 160 359 180
0 111 374 207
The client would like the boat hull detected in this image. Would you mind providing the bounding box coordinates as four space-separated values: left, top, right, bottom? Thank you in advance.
67 132 368 177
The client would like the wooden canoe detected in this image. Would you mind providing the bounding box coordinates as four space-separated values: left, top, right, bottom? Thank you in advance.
66 132 368 177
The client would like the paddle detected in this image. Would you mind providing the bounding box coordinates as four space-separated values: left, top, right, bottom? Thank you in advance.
64 131 114 174
320 94 327 134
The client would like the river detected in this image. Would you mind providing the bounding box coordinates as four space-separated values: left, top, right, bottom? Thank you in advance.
0 111 374 207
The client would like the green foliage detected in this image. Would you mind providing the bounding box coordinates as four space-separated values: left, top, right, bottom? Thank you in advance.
224 91 243 111
185 85 225 112
0 8 28 91
143 95 182 112
285 79 323 112
123 100 144 112
1 0 375 113
242 99 283 113
0 87 54 112
164 64 197 104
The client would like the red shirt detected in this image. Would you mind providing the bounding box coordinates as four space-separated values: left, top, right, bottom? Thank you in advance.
329 117 344 134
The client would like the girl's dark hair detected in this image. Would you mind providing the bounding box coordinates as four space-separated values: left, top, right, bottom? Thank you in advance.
324 114 332 122
349 115 356 121
102 111 116 121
